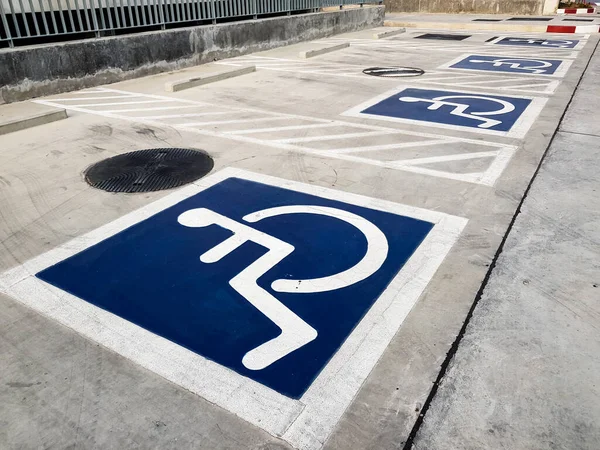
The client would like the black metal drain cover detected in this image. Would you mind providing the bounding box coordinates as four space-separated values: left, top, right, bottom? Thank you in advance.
85 148 214 193
415 33 471 41
363 67 424 77
507 17 552 21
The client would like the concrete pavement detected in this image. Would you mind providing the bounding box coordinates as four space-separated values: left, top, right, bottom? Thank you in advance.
411 38 600 450
0 25 598 450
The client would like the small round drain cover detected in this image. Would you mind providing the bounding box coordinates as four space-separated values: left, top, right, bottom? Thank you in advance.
363 67 425 77
85 148 214 193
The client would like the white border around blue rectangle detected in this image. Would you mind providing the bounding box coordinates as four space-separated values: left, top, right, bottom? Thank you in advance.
437 53 574 79
0 167 467 450
486 35 587 51
342 85 548 139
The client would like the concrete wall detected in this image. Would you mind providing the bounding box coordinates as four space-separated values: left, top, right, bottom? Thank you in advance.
384 0 558 14
0 6 384 104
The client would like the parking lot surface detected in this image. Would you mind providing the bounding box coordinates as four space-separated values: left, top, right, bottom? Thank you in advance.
0 26 597 450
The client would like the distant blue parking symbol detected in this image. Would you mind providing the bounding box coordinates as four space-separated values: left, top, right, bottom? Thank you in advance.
450 54 564 75
36 176 434 398
360 88 532 132
494 37 579 49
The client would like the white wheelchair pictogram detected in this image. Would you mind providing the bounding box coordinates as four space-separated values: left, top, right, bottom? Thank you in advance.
177 205 389 370
467 57 553 74
398 94 516 129
506 38 574 48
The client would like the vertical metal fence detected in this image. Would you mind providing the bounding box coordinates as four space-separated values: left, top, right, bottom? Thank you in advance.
0 0 376 47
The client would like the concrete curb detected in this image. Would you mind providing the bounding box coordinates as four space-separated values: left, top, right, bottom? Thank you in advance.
384 20 600 33
165 66 256 92
384 20 548 32
0 109 67 136
373 28 406 39
299 42 349 58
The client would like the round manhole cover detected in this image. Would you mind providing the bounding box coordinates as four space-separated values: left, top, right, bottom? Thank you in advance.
363 67 425 77
85 148 214 193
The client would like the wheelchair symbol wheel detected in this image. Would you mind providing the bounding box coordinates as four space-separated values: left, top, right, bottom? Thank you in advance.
178 205 389 370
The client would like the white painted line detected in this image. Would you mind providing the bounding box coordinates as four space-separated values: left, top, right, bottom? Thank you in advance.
48 95 140 101
328 140 453 154
299 42 350 59
394 150 500 165
273 130 397 144
165 65 256 92
132 112 229 120
225 123 338 135
73 89 114 94
77 99 173 107
0 167 467 450
177 117 290 127
102 105 202 113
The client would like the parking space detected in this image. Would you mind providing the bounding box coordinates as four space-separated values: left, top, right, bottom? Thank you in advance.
0 26 598 450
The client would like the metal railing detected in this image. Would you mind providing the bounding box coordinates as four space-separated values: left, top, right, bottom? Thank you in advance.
0 0 373 47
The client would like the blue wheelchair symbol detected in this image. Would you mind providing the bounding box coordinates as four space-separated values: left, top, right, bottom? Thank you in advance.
494 37 579 49
450 54 564 75
360 88 532 133
36 177 433 398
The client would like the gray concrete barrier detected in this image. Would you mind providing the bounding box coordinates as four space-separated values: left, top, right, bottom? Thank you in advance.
165 66 256 92
373 28 406 39
299 42 349 58
0 6 384 104
0 108 67 135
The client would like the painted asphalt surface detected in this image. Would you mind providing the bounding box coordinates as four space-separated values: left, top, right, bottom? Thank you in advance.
0 27 598 450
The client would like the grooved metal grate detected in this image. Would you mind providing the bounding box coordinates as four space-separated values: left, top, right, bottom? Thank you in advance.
85 148 214 193
363 67 424 77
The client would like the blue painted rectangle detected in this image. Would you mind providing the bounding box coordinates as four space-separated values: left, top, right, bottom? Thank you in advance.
36 177 434 399
449 54 564 75
494 37 579 49
360 88 532 133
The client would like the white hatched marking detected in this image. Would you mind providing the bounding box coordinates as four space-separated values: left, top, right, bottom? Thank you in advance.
49 95 140 101
103 105 204 113
132 112 229 120
33 87 519 186
393 151 500 165
178 117 289 127
329 140 453 154
77 99 173 107
226 123 338 135
217 56 560 94
273 130 397 144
